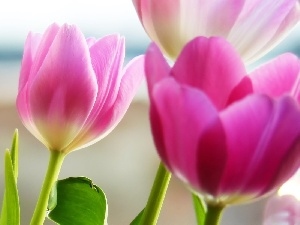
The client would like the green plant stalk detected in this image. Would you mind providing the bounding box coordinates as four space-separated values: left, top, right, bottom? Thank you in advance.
30 151 65 225
192 194 206 225
139 162 171 225
204 204 224 225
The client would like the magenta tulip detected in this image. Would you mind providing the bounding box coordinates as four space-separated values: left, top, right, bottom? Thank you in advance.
17 23 144 154
145 37 300 205
133 0 300 63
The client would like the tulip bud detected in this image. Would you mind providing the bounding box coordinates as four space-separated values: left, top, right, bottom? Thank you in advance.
17 23 144 154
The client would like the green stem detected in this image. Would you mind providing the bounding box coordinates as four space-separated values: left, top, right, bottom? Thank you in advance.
30 151 65 225
139 162 171 225
204 204 224 225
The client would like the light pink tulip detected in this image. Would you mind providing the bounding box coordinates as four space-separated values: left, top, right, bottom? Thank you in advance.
263 195 300 225
133 0 300 63
17 23 144 154
145 37 300 205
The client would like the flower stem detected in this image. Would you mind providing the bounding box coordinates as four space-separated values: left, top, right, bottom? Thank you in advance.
139 162 171 225
30 151 65 225
204 204 224 225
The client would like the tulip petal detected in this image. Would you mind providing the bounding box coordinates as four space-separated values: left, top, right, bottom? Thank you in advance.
228 0 300 62
264 195 300 225
151 77 223 189
134 0 182 57
179 0 244 37
19 32 43 91
220 95 300 197
28 23 60 84
28 24 98 151
228 54 300 104
249 54 300 100
66 55 145 151
145 42 171 93
172 37 246 110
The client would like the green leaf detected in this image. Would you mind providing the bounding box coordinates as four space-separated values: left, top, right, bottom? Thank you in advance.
130 209 144 225
0 150 20 225
10 129 19 180
192 194 206 225
48 177 107 225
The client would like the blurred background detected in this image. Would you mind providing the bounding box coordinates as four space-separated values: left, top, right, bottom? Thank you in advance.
0 0 299 224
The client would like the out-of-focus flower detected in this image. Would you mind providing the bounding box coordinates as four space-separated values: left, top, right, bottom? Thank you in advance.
133 0 300 63
17 23 144 154
145 36 300 206
263 170 300 225
264 195 300 225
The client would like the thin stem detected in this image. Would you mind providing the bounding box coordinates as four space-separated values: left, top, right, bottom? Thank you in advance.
30 151 65 225
204 204 224 225
139 162 171 225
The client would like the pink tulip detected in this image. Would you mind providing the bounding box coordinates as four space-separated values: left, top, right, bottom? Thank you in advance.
17 23 144 154
263 195 300 225
133 0 300 63
145 37 300 205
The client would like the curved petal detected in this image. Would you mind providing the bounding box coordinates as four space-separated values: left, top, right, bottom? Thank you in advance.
178 0 244 37
19 32 43 91
28 24 98 151
228 53 300 104
84 35 125 127
28 23 60 84
133 0 300 62
219 95 300 197
66 55 145 151
249 53 300 100
228 0 300 62
151 77 221 189
264 195 300 225
145 42 171 94
134 0 182 58
172 37 246 110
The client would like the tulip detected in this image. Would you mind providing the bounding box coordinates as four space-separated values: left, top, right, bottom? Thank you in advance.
133 0 300 63
263 196 300 225
17 23 144 154
145 37 300 206
263 169 300 225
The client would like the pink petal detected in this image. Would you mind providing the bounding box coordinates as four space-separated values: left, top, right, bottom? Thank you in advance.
228 53 300 104
219 95 300 196
178 0 244 37
249 53 300 100
172 37 246 110
228 0 300 62
145 42 171 94
257 3 300 61
134 0 182 57
264 195 300 225
18 32 43 92
66 55 145 151
28 24 98 151
86 34 125 124
28 23 60 84
151 77 222 189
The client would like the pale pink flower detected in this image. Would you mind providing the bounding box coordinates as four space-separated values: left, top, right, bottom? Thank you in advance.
17 23 144 154
264 195 300 225
133 0 300 63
